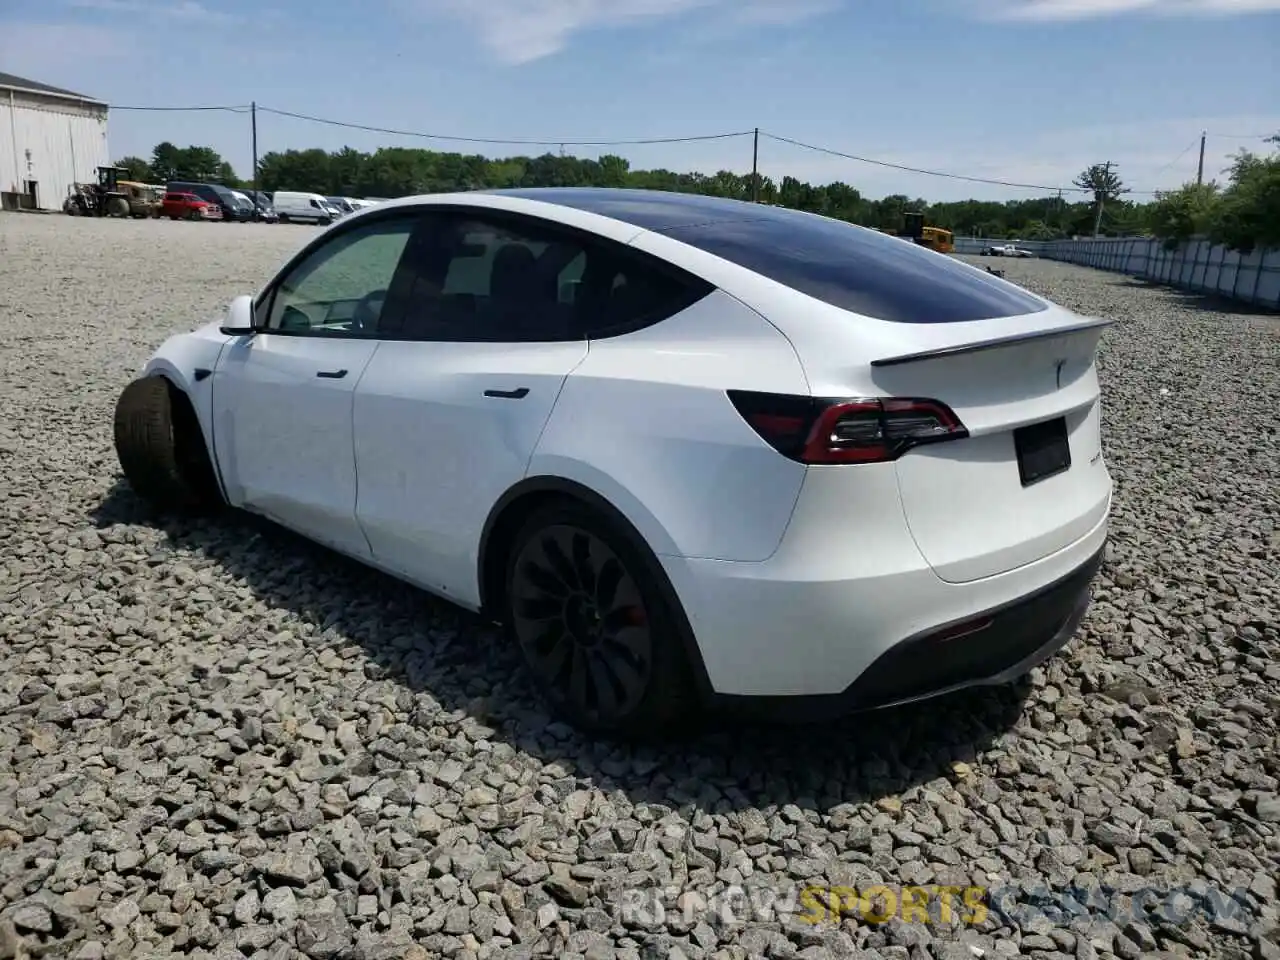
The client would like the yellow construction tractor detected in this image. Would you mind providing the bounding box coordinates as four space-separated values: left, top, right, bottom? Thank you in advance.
878 212 954 253
63 166 132 218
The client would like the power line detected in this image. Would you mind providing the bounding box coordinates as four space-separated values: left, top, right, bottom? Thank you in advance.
759 131 1089 193
762 131 1163 196
1153 139 1199 176
256 105 754 147
112 104 251 113
106 101 1196 196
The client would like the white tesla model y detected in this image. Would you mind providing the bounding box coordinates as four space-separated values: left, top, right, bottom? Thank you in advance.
113 188 1112 738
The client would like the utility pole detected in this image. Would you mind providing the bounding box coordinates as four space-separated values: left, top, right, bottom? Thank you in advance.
1196 130 1206 185
751 128 759 203
251 101 259 221
1093 161 1111 237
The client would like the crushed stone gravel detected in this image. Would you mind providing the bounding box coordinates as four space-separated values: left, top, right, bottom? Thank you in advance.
0 215 1277 960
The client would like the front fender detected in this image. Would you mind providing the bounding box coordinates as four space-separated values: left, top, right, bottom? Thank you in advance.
137 321 232 486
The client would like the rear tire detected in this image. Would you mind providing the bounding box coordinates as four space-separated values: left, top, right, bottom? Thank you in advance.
503 501 701 741
113 376 223 513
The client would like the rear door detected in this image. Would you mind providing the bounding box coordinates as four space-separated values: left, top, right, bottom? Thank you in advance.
353 208 632 606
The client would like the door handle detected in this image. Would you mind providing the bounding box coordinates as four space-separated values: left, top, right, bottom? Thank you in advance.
484 387 529 399
316 369 348 379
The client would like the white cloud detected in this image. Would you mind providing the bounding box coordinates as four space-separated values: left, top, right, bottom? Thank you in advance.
981 0 1280 21
401 0 839 64
66 0 239 23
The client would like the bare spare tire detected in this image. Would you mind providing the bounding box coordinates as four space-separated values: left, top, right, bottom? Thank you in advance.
113 376 222 512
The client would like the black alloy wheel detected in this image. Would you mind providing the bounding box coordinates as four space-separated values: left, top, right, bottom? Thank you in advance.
509 521 653 723
504 498 704 740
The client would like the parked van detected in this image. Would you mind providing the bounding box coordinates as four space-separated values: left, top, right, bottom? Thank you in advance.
273 191 336 225
325 196 357 217
166 181 253 222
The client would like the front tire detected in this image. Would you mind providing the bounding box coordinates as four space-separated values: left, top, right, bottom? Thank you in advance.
113 377 223 513
504 501 700 740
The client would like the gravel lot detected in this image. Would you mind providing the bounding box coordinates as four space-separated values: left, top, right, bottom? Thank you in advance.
1 214 1278 960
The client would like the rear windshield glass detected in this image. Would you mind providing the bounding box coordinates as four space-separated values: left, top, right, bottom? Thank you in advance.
660 214 1046 323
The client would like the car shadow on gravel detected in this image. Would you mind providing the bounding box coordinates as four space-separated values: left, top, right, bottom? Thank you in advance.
91 478 1033 813
1116 277 1279 315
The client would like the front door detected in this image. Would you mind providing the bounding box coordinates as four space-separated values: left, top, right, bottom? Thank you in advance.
212 214 419 558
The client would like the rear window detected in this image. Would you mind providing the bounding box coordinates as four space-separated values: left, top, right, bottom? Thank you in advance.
660 213 1047 323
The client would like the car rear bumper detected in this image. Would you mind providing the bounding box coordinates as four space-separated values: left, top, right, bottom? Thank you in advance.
660 473 1109 719
796 542 1101 720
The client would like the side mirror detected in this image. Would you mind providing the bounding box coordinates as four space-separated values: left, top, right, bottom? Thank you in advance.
219 294 259 336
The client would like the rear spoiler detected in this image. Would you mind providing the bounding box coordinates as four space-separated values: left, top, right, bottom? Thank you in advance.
870 317 1115 368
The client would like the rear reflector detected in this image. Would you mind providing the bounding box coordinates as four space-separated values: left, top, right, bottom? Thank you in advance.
728 390 968 464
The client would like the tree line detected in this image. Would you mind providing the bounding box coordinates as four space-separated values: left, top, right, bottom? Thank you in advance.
115 133 1279 250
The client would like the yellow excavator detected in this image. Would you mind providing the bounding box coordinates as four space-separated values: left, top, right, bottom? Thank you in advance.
877 212 954 253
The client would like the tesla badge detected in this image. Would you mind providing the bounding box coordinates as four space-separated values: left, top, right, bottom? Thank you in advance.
1054 359 1067 389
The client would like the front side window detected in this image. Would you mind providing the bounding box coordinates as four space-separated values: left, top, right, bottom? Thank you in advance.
265 217 416 336
392 212 711 342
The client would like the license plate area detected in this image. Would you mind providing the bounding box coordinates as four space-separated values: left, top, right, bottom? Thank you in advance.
1014 416 1071 486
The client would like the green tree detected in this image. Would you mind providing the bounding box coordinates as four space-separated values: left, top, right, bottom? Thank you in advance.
1073 163 1128 236
149 142 230 183
1146 182 1221 249
139 138 1279 251
115 156 153 182
178 146 225 181
215 161 240 187
1145 133 1280 254
1210 135 1280 253
150 142 182 182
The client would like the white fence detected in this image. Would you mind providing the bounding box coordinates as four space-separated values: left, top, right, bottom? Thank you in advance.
953 235 1280 309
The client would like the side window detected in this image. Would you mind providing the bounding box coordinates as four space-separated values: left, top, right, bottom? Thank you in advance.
394 213 711 342
265 218 416 337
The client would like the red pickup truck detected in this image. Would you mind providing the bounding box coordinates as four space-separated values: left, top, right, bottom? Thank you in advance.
161 192 222 221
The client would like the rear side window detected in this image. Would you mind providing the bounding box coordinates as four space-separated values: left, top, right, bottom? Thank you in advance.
390 211 712 342
660 213 1047 323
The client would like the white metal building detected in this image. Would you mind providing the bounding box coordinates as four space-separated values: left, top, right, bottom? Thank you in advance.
0 72 109 212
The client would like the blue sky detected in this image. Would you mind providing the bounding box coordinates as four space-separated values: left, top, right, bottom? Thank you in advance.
2 0 1277 202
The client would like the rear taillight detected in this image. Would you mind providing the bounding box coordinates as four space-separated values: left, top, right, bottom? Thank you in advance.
727 390 968 465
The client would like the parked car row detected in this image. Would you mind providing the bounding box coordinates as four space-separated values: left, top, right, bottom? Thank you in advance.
156 183 383 225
